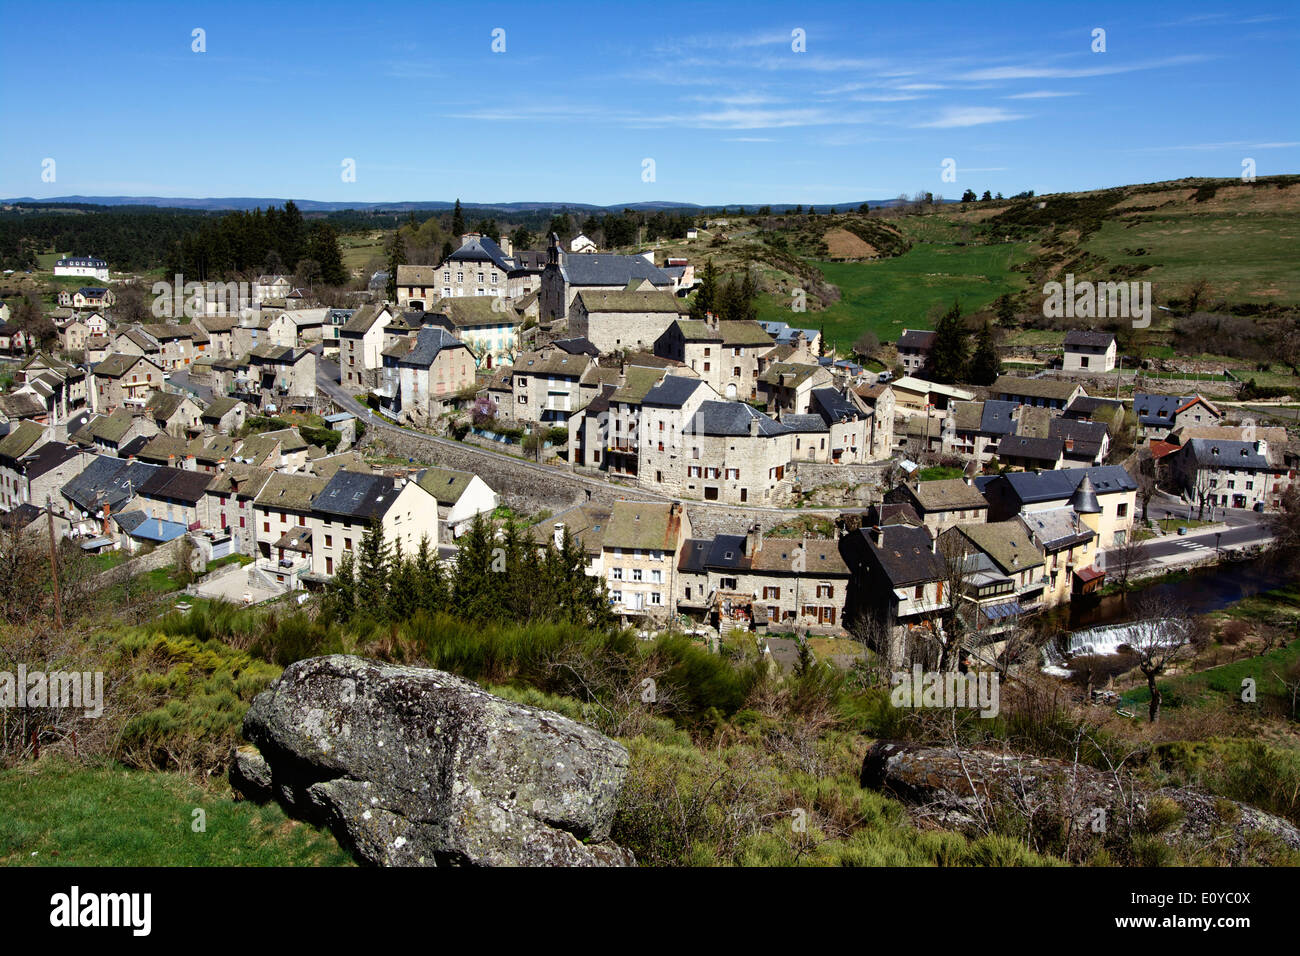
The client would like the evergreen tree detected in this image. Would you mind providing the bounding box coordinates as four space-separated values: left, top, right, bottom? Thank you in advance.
928 300 970 385
451 514 502 623
690 260 719 321
385 230 407 302
327 551 358 622
968 320 1002 386
738 270 759 323
355 517 391 612
412 535 448 617
279 200 306 269
307 221 348 286
451 199 465 237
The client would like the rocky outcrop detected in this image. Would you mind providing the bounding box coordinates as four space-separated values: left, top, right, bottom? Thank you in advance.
234 655 635 866
862 740 1300 864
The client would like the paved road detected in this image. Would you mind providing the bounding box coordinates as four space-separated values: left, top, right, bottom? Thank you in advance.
312 353 853 518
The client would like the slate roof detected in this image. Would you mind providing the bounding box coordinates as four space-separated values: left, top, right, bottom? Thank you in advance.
678 534 749 573
1134 393 1219 428
0 420 46 462
759 362 827 388
980 399 1021 435
1181 438 1272 470
904 478 990 512
416 466 476 505
1018 506 1095 552
561 254 672 288
998 435 1063 462
898 329 938 350
689 401 790 437
781 413 829 433
1049 417 1109 455
93 352 160 378
62 456 159 513
950 520 1044 575
1064 395 1125 419
201 397 242 421
575 289 686 314
254 473 326 512
7 440 81 479
990 375 1082 402
642 375 705 409
448 234 514 272
386 327 467 367
995 465 1136 504
811 387 860 423
750 538 848 575
137 465 212 504
340 304 387 335
0 503 43 530
0 392 48 420
509 348 588 378
863 525 943 587
1063 330 1116 348
603 500 682 552
548 337 600 357
532 502 612 556
313 470 400 520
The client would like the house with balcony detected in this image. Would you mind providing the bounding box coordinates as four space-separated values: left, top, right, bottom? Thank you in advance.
91 353 165 410
842 521 948 669
938 520 1047 636
253 473 326 589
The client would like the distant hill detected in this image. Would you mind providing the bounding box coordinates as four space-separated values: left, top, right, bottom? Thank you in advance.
1 195 909 214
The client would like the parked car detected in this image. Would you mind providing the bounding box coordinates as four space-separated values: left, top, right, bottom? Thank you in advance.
877 370 894 383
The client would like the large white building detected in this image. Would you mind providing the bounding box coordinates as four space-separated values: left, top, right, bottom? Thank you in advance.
54 256 109 282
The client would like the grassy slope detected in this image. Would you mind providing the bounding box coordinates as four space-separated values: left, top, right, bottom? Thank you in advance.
754 241 1031 351
0 761 352 866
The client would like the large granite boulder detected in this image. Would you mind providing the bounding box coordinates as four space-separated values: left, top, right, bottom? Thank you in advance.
234 655 635 866
862 740 1300 864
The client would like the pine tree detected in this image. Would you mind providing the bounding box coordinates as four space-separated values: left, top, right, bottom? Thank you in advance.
968 320 1002 386
451 514 501 623
385 230 407 302
928 300 970 385
690 260 719 321
327 551 358 622
452 199 465 237
308 222 348 286
413 535 447 617
355 518 391 613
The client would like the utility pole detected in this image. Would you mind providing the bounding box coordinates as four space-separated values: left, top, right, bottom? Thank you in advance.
46 496 63 633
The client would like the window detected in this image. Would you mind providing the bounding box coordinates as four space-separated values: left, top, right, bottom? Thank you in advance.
345 538 353 551
817 584 834 599
763 586 780 600
1116 503 1128 518
611 568 623 580
914 584 924 599
649 592 662 605
632 568 643 582
263 521 270 533
325 535 332 547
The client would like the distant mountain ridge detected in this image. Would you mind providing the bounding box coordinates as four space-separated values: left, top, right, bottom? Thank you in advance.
1 195 905 214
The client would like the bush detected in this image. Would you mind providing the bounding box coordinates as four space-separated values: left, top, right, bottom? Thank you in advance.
299 425 342 453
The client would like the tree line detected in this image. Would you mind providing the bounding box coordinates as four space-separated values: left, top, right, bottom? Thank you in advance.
325 513 613 630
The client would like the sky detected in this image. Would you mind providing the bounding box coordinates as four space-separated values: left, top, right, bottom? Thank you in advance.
1 0 1296 206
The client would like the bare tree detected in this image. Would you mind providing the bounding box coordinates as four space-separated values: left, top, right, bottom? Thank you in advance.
1128 594 1192 723
1129 445 1159 524
1110 534 1149 595
934 528 979 672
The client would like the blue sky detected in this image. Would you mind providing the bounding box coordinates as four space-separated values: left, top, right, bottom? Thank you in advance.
1 0 1296 205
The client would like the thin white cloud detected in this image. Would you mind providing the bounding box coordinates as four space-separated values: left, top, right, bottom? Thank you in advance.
959 53 1210 81
1005 90 1081 99
914 107 1027 128
1135 140 1300 152
723 137 777 142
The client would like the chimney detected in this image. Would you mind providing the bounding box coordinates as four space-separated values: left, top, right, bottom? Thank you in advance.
706 310 719 331
553 522 564 549
1065 438 1074 452
460 232 479 248
498 235 513 258
746 521 762 555
748 414 760 437
873 525 884 547
931 533 938 554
